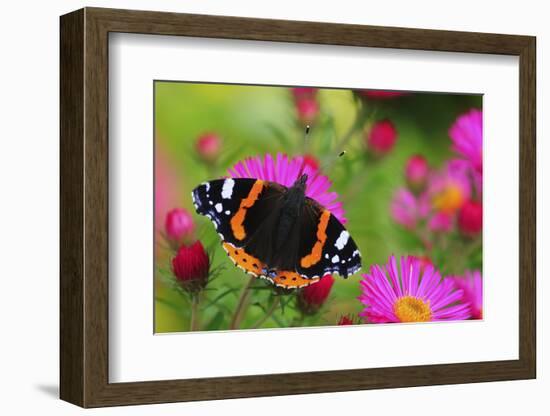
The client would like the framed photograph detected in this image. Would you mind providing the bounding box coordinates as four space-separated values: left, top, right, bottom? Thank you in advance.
60 7 536 408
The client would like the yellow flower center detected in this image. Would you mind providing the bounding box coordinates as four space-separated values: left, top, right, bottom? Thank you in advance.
432 184 464 214
394 296 432 322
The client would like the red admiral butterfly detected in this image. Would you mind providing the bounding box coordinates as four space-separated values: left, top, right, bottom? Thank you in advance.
191 173 362 289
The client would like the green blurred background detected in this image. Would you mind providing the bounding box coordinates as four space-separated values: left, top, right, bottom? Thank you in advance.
154 81 482 333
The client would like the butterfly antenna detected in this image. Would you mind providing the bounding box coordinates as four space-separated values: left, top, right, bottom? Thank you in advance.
319 150 347 172
297 125 311 178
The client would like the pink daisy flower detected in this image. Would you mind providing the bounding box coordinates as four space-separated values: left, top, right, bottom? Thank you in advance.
228 153 346 223
449 271 482 319
449 108 482 174
390 188 430 229
359 255 471 323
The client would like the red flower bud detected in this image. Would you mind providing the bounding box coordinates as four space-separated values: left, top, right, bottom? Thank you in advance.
405 155 429 194
367 119 397 156
458 200 483 237
171 241 210 293
195 133 222 164
164 208 194 244
357 90 407 99
338 315 355 325
295 98 319 126
297 275 335 315
291 87 317 101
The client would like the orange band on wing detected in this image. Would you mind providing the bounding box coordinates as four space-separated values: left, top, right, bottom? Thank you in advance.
273 271 320 289
300 210 331 268
223 242 265 276
230 180 264 241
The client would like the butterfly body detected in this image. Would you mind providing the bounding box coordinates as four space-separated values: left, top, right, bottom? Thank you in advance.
192 175 361 288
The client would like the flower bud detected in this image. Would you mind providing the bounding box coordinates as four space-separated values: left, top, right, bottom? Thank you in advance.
195 132 222 164
366 119 397 157
295 98 319 126
338 315 355 325
297 275 334 315
357 90 407 99
457 200 482 237
164 208 194 245
405 155 429 194
291 87 317 101
171 241 210 293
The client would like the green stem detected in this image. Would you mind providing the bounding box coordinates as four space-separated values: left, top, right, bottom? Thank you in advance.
190 294 200 331
250 297 281 329
229 276 255 329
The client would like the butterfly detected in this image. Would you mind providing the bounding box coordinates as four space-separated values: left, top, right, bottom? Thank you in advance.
191 173 361 289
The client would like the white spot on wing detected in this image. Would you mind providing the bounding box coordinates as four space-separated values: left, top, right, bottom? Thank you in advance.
222 178 235 199
202 182 210 192
215 203 223 213
225 210 231 215
331 255 340 263
335 230 350 250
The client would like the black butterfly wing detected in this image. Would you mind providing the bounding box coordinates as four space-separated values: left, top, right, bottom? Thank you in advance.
295 199 362 279
192 178 286 247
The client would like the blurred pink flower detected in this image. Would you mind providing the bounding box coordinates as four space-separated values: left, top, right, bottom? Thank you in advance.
457 199 483 237
390 188 429 229
428 160 471 215
291 87 317 101
367 119 397 156
195 132 222 164
358 90 407 99
165 208 194 243
295 98 319 125
405 154 429 193
228 153 346 223
449 108 482 173
449 270 482 319
359 255 471 323
428 212 453 233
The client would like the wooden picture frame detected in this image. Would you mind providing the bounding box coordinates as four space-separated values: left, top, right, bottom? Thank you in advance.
60 7 536 408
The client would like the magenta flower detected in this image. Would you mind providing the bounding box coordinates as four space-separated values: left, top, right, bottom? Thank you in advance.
428 159 472 215
228 153 346 223
428 212 453 233
359 255 471 323
449 271 482 319
390 188 429 229
449 109 482 174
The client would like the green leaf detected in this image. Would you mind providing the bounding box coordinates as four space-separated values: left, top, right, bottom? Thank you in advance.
205 311 225 330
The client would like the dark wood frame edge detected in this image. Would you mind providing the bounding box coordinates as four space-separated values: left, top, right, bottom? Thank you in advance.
60 7 536 408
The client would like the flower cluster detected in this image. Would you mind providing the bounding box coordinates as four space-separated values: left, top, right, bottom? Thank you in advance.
391 109 483 239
